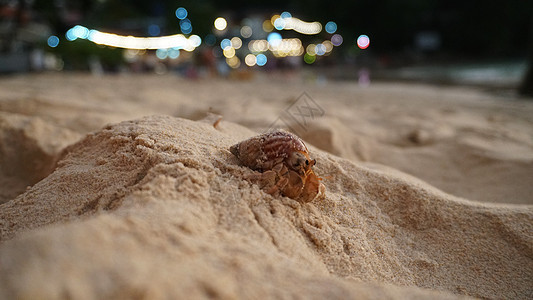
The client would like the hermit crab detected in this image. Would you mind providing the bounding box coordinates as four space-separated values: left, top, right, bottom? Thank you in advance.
230 130 325 202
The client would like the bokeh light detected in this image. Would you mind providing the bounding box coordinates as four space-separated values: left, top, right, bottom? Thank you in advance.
262 20 273 32
47 35 59 48
189 35 202 47
256 54 267 66
148 24 160 36
223 46 235 58
175 7 187 20
65 29 76 41
168 48 180 59
273 18 286 30
325 21 337 34
214 17 227 31
331 34 343 46
267 32 282 47
269 38 303 57
156 48 168 59
280 12 292 19
315 43 326 56
180 19 192 34
248 38 303 57
240 26 252 38
304 53 316 64
73 25 89 39
123 49 139 63
323 40 334 53
66 25 89 41
231 37 242 49
271 16 322 35
248 40 269 52
226 56 240 68
357 34 370 49
270 15 281 25
306 44 316 56
245 54 256 66
220 38 231 49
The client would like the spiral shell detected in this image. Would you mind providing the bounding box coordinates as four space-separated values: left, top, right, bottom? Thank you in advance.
230 130 309 172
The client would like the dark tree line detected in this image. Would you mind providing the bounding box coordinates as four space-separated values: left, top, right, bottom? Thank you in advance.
520 18 533 96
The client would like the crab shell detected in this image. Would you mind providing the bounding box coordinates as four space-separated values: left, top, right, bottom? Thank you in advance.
230 130 312 173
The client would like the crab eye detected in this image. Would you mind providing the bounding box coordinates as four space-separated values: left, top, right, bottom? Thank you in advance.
305 160 309 166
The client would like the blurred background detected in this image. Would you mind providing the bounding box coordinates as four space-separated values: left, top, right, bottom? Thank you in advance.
1 0 532 94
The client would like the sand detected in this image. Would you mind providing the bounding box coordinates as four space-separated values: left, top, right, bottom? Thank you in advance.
0 73 532 299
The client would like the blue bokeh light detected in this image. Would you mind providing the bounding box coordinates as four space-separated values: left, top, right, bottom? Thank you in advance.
325 21 337 34
273 18 285 30
256 54 267 66
148 24 160 36
180 19 192 30
175 7 188 20
280 12 292 19
220 38 231 49
72 25 89 39
47 35 59 47
65 29 76 41
168 48 180 59
267 32 282 47
180 19 192 34
156 49 168 59
65 25 89 41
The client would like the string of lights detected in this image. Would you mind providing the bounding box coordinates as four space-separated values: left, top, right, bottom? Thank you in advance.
57 10 369 69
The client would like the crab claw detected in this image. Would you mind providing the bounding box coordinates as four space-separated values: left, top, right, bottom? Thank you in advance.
297 171 325 203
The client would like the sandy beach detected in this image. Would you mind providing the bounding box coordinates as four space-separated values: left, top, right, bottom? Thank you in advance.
0 73 532 299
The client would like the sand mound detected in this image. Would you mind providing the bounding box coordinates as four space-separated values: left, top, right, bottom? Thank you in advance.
0 112 80 204
2 75 533 204
297 117 372 162
1 115 531 299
